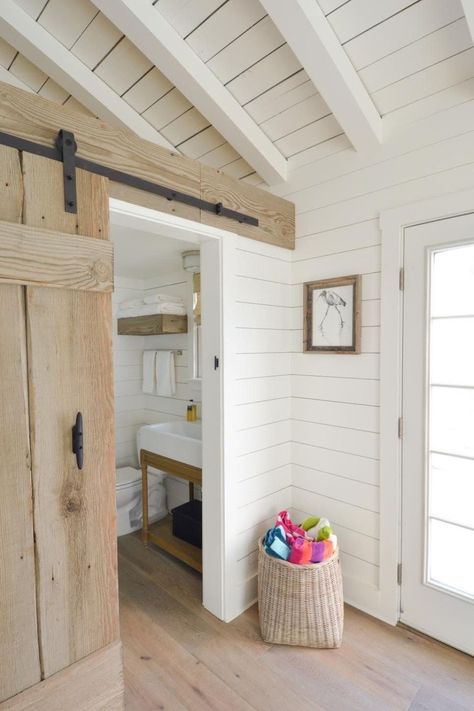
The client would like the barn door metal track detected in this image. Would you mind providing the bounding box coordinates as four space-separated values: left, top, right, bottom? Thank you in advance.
0 129 259 226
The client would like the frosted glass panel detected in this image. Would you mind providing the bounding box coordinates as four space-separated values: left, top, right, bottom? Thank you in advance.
429 519 474 597
430 386 474 458
431 243 474 317
430 318 474 386
430 454 474 529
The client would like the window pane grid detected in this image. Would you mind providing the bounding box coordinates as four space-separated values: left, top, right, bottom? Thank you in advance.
427 243 474 598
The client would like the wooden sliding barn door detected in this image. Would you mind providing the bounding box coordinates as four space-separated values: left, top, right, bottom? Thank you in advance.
0 149 121 705
0 147 41 702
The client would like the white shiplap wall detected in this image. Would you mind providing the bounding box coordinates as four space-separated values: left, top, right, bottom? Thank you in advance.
272 91 474 617
225 235 293 619
113 277 145 467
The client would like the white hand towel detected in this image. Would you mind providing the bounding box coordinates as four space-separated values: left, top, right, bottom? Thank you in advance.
142 350 156 393
119 297 144 309
155 350 176 396
143 293 184 305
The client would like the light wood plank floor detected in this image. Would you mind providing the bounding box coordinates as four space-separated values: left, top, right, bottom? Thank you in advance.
118 535 474 711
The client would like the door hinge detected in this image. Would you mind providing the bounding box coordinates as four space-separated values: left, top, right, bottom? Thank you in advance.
399 267 404 291
397 562 402 585
398 416 403 439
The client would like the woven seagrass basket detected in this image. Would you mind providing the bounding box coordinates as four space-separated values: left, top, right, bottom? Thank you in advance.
257 538 344 648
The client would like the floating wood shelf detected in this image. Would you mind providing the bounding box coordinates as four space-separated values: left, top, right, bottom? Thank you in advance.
117 313 187 336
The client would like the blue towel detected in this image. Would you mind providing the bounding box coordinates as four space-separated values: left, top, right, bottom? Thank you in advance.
263 524 290 560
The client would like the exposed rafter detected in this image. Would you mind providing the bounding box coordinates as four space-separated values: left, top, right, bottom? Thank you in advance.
91 0 288 185
0 0 176 151
460 0 474 43
260 0 383 153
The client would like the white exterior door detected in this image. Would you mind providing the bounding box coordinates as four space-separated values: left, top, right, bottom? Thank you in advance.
401 212 474 654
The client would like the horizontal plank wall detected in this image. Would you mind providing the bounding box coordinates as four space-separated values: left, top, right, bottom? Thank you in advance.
225 235 293 620
0 81 295 249
276 90 474 621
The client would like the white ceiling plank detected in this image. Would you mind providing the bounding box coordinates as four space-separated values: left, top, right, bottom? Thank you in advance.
245 71 312 124
14 0 48 20
38 0 98 50
0 0 176 150
157 0 224 39
461 0 474 43
9 52 48 91
122 67 173 114
206 16 284 84
0 37 17 68
92 0 288 183
71 12 123 69
227 44 302 105
260 0 383 153
38 77 70 103
180 127 228 161
0 65 33 93
359 19 472 94
345 0 464 71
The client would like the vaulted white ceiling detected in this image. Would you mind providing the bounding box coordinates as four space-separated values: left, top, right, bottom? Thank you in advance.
0 0 473 186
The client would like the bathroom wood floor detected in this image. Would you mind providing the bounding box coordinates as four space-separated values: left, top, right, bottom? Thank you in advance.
118 535 474 711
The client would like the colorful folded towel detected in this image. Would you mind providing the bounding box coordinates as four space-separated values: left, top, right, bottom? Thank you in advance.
263 525 291 560
288 537 313 564
302 516 332 541
277 510 306 542
263 512 337 566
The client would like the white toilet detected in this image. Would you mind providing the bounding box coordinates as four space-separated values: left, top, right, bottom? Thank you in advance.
116 436 167 537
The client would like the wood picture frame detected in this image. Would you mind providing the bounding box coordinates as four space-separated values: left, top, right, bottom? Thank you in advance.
304 274 361 354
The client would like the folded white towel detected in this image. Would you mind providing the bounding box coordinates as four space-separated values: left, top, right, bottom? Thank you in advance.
143 293 184 305
142 351 156 394
155 350 176 397
118 297 144 309
117 303 187 318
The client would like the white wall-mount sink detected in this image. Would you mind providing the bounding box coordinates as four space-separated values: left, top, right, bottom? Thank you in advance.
138 420 202 468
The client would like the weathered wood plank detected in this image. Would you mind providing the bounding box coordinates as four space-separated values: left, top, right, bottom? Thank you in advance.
0 220 113 291
0 81 295 248
22 153 120 679
0 642 124 711
117 313 187 335
0 146 41 704
200 164 295 249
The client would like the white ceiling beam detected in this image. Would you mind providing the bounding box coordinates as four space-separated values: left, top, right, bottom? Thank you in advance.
91 0 288 185
460 1 474 43
260 0 383 153
0 0 176 151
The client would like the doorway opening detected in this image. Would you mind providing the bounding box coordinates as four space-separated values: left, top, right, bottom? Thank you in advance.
109 198 226 620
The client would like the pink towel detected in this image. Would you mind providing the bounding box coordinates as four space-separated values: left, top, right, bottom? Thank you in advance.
288 537 313 564
277 510 306 543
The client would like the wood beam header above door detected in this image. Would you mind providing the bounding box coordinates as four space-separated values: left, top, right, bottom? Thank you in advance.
0 82 295 249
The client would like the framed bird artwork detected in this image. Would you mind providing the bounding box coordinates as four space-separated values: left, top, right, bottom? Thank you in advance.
304 274 361 353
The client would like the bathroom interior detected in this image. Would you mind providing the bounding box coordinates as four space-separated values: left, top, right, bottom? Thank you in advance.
111 204 205 599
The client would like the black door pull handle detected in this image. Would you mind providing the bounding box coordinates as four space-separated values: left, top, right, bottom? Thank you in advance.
72 412 84 470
